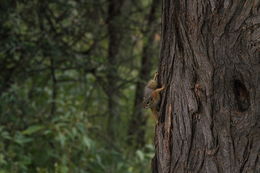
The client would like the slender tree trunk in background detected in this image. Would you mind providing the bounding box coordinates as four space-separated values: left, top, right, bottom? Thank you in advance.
128 0 160 148
153 0 259 172
50 57 57 116
106 0 123 138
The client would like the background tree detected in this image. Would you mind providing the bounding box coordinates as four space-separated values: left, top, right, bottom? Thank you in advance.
128 0 161 148
152 0 259 172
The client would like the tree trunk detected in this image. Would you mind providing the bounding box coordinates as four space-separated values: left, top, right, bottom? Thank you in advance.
106 0 123 139
153 0 260 173
128 0 160 148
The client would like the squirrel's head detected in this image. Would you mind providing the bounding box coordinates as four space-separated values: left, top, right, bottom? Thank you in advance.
147 80 157 89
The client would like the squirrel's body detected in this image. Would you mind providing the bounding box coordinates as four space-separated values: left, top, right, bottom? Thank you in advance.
143 72 164 120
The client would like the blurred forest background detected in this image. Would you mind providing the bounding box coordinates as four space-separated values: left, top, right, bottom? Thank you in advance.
0 0 161 172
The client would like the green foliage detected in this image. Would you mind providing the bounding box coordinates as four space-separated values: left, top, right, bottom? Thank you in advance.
0 0 160 172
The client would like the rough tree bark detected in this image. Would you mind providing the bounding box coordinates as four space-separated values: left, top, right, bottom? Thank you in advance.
152 0 260 173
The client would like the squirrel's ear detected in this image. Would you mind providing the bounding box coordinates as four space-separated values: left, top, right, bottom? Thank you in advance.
153 72 158 80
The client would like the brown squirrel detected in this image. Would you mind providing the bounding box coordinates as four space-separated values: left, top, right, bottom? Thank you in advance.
143 72 165 120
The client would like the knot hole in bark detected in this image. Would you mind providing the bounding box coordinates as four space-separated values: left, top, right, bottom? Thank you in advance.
233 80 250 112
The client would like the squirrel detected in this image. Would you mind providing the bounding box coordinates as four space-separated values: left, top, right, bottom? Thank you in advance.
143 72 165 120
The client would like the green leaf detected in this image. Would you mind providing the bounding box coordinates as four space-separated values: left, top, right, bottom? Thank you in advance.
56 133 66 146
136 150 144 161
82 136 92 148
13 133 33 145
22 125 44 135
1 131 11 140
0 154 6 165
